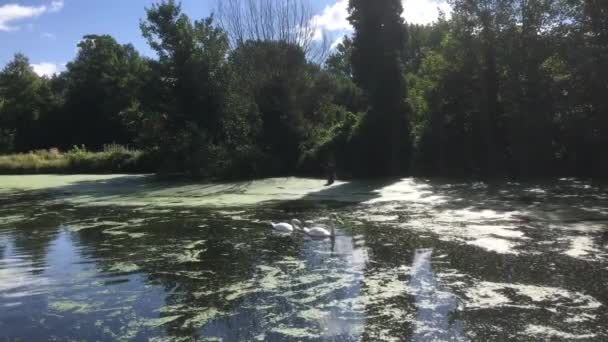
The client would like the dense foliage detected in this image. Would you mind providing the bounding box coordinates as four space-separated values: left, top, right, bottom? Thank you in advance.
0 0 606 179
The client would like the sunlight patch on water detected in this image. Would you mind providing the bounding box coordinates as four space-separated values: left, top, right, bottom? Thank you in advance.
394 217 526 255
552 221 607 233
363 179 448 205
464 281 602 311
468 225 525 239
525 324 597 340
564 236 605 261
467 237 518 254
439 208 518 222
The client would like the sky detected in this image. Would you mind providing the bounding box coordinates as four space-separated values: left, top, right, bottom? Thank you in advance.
0 0 451 77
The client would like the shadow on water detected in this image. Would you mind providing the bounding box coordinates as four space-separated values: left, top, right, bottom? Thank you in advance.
417 177 608 221
1 175 401 211
273 178 401 210
0 175 259 203
300 178 399 202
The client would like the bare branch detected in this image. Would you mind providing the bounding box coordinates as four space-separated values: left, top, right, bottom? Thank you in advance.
216 0 324 60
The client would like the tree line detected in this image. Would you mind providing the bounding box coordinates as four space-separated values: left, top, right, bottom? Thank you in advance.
0 0 606 179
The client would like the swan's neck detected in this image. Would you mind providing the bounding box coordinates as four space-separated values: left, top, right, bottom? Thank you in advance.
303 227 311 234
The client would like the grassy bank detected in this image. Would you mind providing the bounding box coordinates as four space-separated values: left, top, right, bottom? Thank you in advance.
0 145 154 174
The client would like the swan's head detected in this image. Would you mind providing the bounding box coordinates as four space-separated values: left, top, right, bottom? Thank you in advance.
291 219 302 230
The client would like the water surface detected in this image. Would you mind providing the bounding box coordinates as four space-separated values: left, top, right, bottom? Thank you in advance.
1 176 607 341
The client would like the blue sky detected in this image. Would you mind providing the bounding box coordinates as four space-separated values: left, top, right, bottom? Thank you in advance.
0 0 450 76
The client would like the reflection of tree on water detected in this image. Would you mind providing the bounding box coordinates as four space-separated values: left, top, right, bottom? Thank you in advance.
0 237 5 260
410 249 463 342
197 223 370 341
11 229 60 275
0 204 63 276
308 233 369 338
73 208 291 340
0 238 52 296
71 206 384 340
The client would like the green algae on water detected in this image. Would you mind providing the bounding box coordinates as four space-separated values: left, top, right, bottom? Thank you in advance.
184 240 206 249
109 262 140 273
270 326 320 339
0 214 26 226
169 249 204 263
128 232 147 239
181 308 221 329
48 300 98 314
142 315 182 328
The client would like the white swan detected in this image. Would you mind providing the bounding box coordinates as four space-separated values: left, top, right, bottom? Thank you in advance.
303 225 335 238
270 219 299 233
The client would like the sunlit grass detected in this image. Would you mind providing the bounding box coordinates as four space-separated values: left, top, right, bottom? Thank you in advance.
0 145 152 174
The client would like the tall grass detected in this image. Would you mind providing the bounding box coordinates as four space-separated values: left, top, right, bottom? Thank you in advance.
0 145 154 174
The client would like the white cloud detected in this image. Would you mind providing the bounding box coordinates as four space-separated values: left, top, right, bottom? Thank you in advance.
312 0 451 42
402 0 451 25
50 1 64 13
311 0 351 41
330 35 345 50
41 32 56 40
31 62 61 77
0 4 46 31
0 1 65 32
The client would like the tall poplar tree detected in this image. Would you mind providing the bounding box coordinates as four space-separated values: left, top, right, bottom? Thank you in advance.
348 0 411 176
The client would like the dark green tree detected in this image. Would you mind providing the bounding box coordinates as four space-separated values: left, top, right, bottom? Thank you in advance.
581 0 608 177
326 36 354 77
324 37 366 114
227 41 339 175
348 0 411 177
140 0 230 175
503 0 558 178
0 54 47 152
0 89 12 153
448 0 518 177
61 35 148 149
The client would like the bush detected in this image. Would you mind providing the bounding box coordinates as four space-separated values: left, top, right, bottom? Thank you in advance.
0 145 152 174
299 111 363 178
